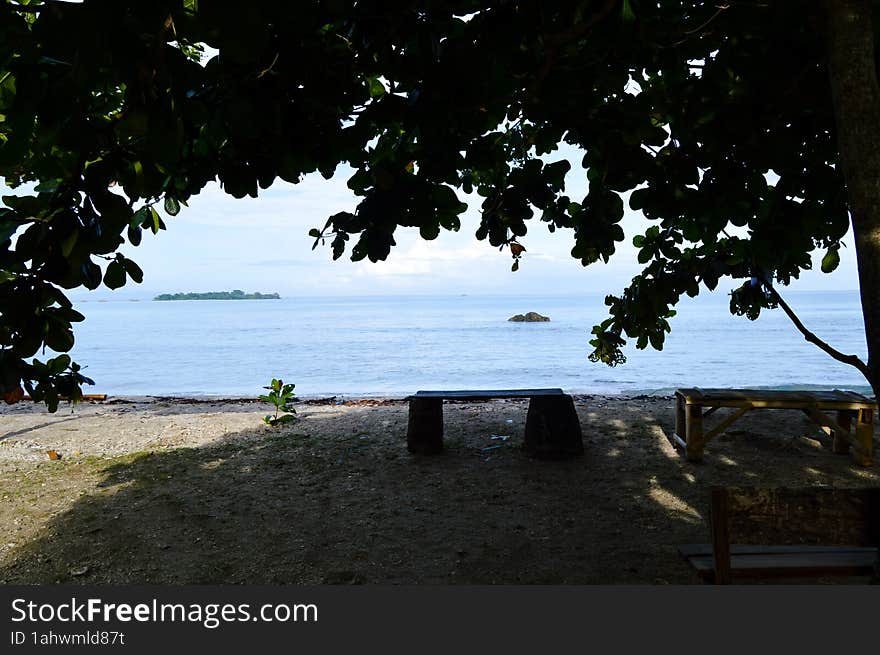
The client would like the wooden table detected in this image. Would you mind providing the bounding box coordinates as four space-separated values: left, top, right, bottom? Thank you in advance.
406 388 583 459
674 388 876 465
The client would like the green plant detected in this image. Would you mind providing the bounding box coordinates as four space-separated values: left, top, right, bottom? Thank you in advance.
259 378 297 426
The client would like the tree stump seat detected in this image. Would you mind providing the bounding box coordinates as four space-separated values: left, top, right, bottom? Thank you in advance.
406 388 584 459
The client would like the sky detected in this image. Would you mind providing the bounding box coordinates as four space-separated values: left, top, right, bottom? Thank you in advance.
2 150 861 301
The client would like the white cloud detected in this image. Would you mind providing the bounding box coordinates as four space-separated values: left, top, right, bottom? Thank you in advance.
3 150 862 301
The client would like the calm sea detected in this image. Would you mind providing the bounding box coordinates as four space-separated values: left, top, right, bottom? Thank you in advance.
66 291 871 397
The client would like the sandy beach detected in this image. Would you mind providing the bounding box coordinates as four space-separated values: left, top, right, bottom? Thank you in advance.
1 394 878 584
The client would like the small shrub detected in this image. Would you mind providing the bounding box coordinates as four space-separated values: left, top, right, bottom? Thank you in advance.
259 378 297 426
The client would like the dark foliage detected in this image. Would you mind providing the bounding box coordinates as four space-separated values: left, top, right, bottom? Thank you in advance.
0 1 871 407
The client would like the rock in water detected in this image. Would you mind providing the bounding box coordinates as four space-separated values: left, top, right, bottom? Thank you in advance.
508 312 550 322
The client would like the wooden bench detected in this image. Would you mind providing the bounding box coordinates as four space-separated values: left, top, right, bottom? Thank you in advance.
406 388 583 459
679 486 880 584
674 388 876 465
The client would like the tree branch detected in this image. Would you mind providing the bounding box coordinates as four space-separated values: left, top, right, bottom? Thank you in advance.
766 285 872 381
543 0 621 49
532 0 619 91
682 4 730 36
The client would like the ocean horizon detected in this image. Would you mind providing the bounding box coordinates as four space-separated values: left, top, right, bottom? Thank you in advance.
63 290 872 398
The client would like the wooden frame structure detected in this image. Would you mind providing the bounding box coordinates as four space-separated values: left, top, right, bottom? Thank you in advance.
406 388 583 459
679 486 880 584
673 388 876 466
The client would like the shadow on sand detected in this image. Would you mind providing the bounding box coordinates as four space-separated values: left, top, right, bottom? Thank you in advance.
1 400 877 584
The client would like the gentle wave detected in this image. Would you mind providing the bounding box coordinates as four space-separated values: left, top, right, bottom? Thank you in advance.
65 291 870 397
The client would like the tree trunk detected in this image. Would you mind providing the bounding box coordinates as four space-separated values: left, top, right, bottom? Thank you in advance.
823 0 880 398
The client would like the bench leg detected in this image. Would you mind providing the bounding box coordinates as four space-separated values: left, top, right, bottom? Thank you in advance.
852 408 874 467
407 397 444 454
685 404 704 462
523 394 584 459
832 410 853 455
675 394 686 442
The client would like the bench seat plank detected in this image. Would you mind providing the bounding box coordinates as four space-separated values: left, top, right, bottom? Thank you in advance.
412 388 564 400
685 550 879 579
676 388 875 411
678 543 879 557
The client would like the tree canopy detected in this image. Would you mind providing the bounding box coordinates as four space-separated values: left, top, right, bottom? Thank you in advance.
1 0 878 410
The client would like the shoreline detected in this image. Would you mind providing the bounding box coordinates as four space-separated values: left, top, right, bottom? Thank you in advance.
9 382 874 406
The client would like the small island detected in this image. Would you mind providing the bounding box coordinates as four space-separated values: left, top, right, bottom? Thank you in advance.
154 290 280 301
508 312 551 322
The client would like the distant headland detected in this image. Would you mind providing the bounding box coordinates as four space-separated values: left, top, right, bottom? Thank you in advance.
153 290 281 301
